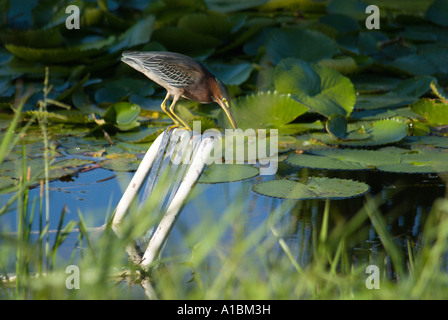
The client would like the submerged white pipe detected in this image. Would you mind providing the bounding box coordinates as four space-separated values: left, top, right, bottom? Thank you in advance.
112 130 169 230
141 135 215 267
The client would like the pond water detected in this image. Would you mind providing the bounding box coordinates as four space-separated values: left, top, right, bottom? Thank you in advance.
1 158 446 270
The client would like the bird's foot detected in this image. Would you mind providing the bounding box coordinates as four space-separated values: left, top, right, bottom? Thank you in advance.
166 124 181 131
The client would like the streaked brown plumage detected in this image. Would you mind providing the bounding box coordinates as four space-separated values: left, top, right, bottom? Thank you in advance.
121 51 237 130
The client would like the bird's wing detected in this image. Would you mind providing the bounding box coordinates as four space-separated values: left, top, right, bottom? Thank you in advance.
141 53 202 88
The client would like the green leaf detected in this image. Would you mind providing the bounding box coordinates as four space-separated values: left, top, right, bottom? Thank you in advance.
426 0 448 27
326 114 348 139
177 12 233 39
274 58 356 117
287 146 448 173
298 118 409 147
205 0 268 13
103 102 141 131
252 177 369 200
198 164 259 183
355 76 435 111
205 61 253 86
0 177 18 190
317 56 360 75
4 36 116 63
218 91 308 130
327 0 368 20
113 15 155 51
1 158 95 180
410 99 448 126
151 27 221 55
265 29 339 65
0 27 64 48
100 156 140 172
287 148 400 170
402 135 448 149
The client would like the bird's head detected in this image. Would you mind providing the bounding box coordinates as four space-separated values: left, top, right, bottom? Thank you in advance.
212 78 237 130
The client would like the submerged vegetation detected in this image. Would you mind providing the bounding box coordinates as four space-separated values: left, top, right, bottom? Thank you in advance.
0 0 448 299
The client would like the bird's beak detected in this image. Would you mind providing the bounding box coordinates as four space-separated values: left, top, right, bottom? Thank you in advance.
218 98 237 130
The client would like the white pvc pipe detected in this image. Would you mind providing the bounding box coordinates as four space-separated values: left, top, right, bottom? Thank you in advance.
141 135 215 267
112 130 169 230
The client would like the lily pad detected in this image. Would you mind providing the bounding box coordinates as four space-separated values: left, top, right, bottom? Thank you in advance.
298 118 409 147
402 136 448 149
103 102 141 131
100 156 140 172
218 91 308 130
410 99 448 126
286 148 400 171
426 0 448 27
327 0 368 20
355 76 435 111
326 114 348 139
1 158 95 180
274 58 356 117
177 12 233 39
205 61 254 86
0 177 18 190
4 36 115 63
265 29 339 65
286 146 448 173
198 164 259 183
252 177 369 200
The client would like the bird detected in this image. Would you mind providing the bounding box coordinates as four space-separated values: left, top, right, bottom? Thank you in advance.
121 51 237 131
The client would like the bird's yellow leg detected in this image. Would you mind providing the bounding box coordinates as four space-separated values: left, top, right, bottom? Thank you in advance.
161 92 181 130
169 96 192 131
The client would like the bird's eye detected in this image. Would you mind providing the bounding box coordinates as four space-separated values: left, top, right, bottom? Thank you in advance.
222 98 228 104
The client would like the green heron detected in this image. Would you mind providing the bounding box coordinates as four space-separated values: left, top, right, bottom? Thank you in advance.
121 51 237 131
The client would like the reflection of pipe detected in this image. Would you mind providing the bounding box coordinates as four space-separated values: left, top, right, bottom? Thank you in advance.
141 134 215 267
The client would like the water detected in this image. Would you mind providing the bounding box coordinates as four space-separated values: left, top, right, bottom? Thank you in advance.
1 162 445 266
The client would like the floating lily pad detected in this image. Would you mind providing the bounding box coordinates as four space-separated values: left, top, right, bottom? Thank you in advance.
426 0 448 27
274 58 356 117
100 156 140 172
116 126 163 143
327 0 368 20
4 36 115 63
317 56 360 75
205 61 254 86
402 135 448 149
0 177 18 190
326 114 348 139
1 158 95 180
355 76 435 111
286 146 448 173
410 99 448 126
151 27 221 54
219 91 308 130
177 12 233 39
265 29 339 65
199 164 259 183
103 102 141 131
205 0 269 13
252 177 369 200
286 148 399 171
298 118 408 147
